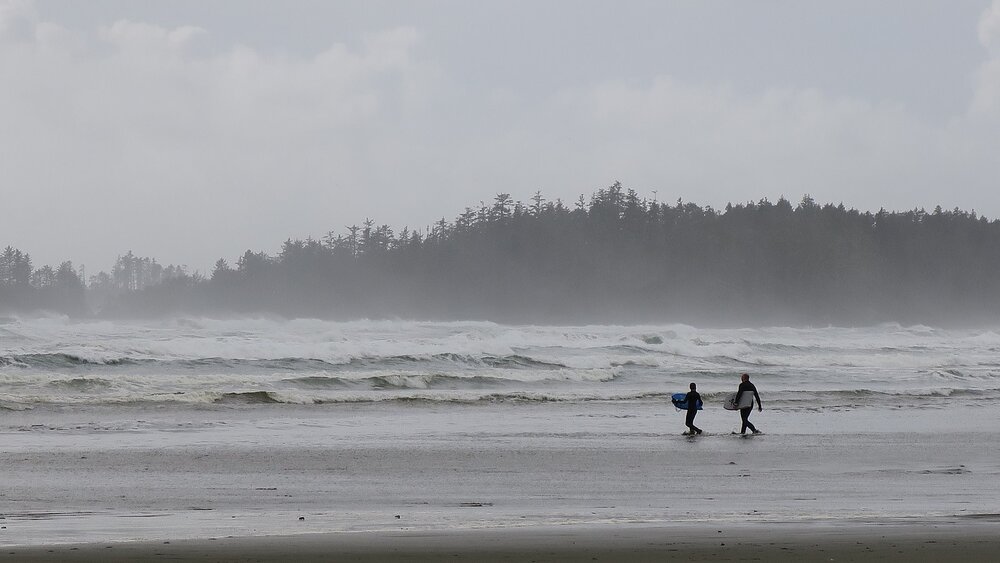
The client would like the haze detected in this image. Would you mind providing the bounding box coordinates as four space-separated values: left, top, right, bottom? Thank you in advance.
2 0 1000 274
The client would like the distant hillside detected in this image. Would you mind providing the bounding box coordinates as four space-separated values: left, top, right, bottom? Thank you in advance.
5 184 1000 325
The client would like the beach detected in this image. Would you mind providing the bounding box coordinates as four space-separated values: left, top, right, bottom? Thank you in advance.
2 320 999 558
2 401 999 559
1 521 999 562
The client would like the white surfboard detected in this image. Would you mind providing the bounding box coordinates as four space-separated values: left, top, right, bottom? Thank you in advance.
724 391 755 410
723 392 739 410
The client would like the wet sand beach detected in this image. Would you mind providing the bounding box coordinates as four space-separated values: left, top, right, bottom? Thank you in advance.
2 522 999 562
2 402 999 559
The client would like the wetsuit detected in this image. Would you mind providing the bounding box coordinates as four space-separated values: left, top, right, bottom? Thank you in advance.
734 381 761 434
684 390 702 434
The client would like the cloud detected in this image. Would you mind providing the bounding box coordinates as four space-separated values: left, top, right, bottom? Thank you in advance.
2 4 1000 275
541 78 947 210
99 19 206 53
0 0 36 41
0 11 436 271
973 0 1000 116
979 0 1000 53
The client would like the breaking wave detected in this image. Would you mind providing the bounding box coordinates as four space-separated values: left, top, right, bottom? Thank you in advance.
2 317 999 410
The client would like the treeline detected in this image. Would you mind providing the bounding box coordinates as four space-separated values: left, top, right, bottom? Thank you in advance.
0 246 196 317
0 246 87 316
5 183 1000 324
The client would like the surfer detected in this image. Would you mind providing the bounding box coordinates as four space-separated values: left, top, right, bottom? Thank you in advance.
684 382 703 435
734 373 762 434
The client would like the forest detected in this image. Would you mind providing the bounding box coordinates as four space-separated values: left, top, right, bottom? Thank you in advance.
4 183 1000 325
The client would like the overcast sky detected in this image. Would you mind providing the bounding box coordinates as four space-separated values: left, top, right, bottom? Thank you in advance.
3 0 1000 274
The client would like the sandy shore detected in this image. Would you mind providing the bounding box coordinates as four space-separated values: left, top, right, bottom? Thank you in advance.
3 401 999 560
1 521 998 562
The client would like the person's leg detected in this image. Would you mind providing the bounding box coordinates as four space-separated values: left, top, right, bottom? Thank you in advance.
686 410 701 434
742 408 757 433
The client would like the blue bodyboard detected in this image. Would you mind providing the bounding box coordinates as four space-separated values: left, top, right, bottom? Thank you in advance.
671 392 703 410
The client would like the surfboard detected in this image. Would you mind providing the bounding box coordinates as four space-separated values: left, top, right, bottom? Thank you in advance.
724 391 755 410
723 392 739 410
671 392 702 410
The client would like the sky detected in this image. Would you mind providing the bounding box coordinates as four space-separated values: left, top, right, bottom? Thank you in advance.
2 0 1000 274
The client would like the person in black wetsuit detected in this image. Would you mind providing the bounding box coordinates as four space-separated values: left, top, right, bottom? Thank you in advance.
735 373 762 435
684 382 703 435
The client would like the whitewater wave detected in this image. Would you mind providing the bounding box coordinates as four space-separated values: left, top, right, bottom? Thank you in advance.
0 352 575 372
1 385 997 409
3 317 1000 412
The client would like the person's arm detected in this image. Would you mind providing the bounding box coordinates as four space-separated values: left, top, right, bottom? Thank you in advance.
753 388 762 411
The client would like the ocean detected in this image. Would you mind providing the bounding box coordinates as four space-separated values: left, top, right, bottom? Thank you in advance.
1 317 998 545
